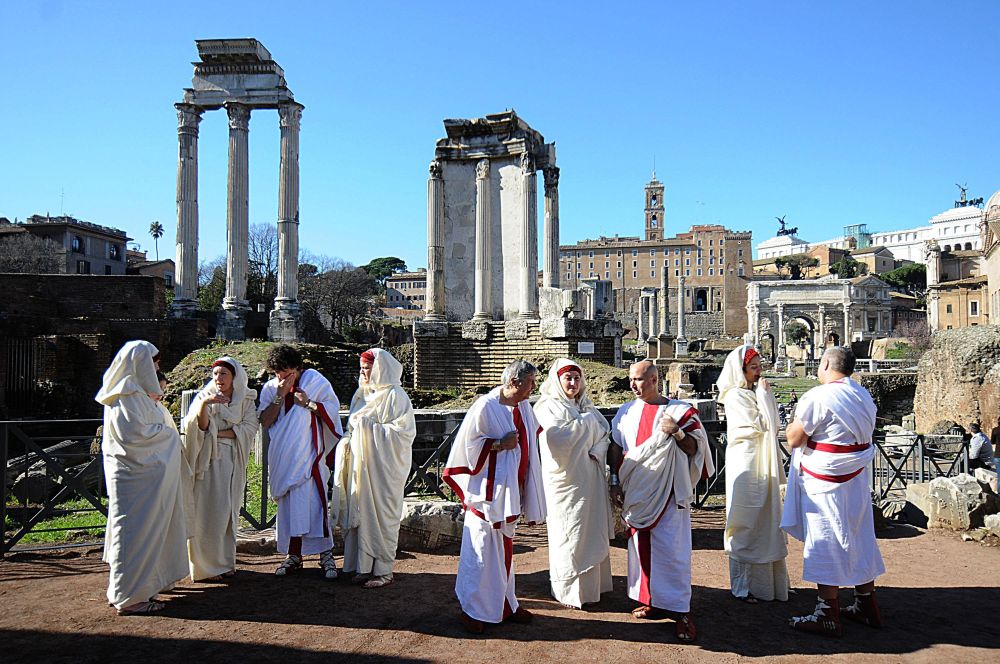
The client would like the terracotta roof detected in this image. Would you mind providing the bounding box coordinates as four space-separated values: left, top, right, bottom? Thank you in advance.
933 275 988 288
849 245 890 256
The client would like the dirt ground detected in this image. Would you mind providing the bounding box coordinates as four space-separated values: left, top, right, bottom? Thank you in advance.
1 510 996 664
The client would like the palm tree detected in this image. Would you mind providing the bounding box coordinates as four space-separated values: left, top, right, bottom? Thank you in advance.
149 221 164 260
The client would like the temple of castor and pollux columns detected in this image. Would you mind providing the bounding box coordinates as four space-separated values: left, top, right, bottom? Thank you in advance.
167 38 624 388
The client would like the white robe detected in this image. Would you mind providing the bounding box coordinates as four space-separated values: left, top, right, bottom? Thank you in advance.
444 387 546 623
611 398 713 613
717 346 789 601
97 340 188 609
181 357 259 580
780 376 886 587
259 368 343 556
331 349 416 577
534 359 614 607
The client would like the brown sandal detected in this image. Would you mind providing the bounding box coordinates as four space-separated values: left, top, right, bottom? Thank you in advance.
632 605 668 620
675 614 697 642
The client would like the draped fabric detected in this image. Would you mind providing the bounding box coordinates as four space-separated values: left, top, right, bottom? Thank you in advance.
717 345 789 600
259 368 343 556
445 387 547 623
331 349 416 576
97 340 188 608
780 377 886 586
180 356 259 580
534 358 613 607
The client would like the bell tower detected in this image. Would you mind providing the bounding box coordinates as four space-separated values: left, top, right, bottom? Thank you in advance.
644 172 664 241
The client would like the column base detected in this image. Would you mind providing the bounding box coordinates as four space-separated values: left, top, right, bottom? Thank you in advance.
517 311 539 320
674 337 689 357
269 302 302 342
423 313 446 322
471 312 492 322
217 304 249 341
170 299 197 318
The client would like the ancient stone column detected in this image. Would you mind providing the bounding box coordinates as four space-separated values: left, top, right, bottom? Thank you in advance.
171 103 202 316
636 294 646 343
221 102 251 339
676 276 687 339
269 102 304 341
659 268 669 337
424 160 446 321
843 303 852 344
817 305 826 354
776 303 786 356
472 158 492 321
519 153 539 319
647 290 657 338
543 166 560 289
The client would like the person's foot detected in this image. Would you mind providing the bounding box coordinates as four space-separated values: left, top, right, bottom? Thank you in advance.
319 550 338 581
790 596 843 637
632 605 669 620
505 606 533 624
117 600 164 616
734 592 758 604
675 614 697 642
351 573 373 586
461 612 485 634
195 575 224 583
363 574 393 589
274 554 302 577
841 590 882 628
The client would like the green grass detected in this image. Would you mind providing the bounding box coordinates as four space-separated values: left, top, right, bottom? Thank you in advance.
4 497 107 546
241 456 277 529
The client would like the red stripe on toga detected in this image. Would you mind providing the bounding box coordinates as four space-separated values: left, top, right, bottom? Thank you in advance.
513 405 530 489
637 403 659 447
502 534 515 619
635 528 653 606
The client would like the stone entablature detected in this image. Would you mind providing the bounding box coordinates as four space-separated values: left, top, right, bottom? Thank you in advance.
747 275 893 358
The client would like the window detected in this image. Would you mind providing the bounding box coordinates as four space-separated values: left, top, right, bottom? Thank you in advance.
674 248 680 255
605 250 610 257
651 215 658 227
617 261 622 268
632 260 637 267
709 239 713 245
617 271 622 278
605 261 610 268
685 248 690 255
588 251 594 258
685 269 690 276
109 244 121 260
674 259 680 266
589 262 594 269
737 266 744 276
649 249 655 256
72 236 84 253
650 260 655 267
632 249 638 256
685 258 690 266
697 269 702 276
946 304 953 314
709 268 714 276
663 260 669 267
675 269 680 276
605 271 610 279
76 260 91 274
164 272 173 287
104 265 113 275
632 271 637 278
651 270 655 277
651 195 658 206
971 301 979 316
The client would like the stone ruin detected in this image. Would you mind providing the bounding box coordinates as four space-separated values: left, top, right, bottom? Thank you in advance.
170 39 303 342
413 111 623 390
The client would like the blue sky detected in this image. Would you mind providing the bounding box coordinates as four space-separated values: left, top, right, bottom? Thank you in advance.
2 1 999 269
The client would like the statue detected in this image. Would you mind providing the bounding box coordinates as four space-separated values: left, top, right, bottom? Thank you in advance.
775 215 798 237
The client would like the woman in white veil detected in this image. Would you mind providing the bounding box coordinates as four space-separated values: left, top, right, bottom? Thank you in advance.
717 345 789 603
534 358 614 608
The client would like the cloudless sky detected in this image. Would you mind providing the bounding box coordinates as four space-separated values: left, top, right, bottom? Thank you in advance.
2 1 999 270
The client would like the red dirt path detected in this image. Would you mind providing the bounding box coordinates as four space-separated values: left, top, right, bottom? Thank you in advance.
1 510 996 663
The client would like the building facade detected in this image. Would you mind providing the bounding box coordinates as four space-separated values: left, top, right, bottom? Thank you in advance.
9 215 131 275
385 270 428 310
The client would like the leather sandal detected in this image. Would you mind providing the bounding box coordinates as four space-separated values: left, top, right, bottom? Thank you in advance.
675 614 697 642
632 605 668 620
363 574 393 589
117 600 165 616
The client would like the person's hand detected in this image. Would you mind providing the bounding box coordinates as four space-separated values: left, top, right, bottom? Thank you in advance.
499 430 519 451
276 374 295 398
659 416 680 437
610 485 624 508
206 394 230 406
293 390 311 409
759 378 771 392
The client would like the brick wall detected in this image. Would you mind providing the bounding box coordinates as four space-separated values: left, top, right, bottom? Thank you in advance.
0 274 164 319
413 320 620 390
668 312 725 338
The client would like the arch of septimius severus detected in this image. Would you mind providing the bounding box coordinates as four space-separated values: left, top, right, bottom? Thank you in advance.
170 39 302 341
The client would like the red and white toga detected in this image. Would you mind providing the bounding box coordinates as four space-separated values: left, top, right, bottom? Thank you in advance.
259 368 343 556
780 377 885 587
444 387 546 624
611 399 714 614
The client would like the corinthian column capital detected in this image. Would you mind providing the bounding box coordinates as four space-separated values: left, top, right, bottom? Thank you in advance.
175 103 203 132
278 102 303 129
429 160 442 179
476 158 490 180
544 166 560 192
520 152 535 174
225 102 250 130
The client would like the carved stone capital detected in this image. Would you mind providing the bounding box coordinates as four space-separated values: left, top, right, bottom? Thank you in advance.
543 166 560 192
429 160 442 179
175 103 203 132
278 102 303 130
225 102 251 130
476 159 490 180
520 152 535 174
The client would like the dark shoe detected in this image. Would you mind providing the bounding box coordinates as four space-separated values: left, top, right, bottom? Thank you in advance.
506 606 533 624
461 612 485 634
790 596 843 637
675 614 697 642
841 590 882 628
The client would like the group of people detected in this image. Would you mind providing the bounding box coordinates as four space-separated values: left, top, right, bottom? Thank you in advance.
96 338 885 641
97 342 415 614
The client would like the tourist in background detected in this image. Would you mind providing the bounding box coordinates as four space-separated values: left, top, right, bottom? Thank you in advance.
990 417 1000 470
608 360 714 642
534 359 614 608
331 348 416 589
181 357 259 582
967 422 992 470
717 345 789 603
258 344 343 580
445 360 546 634
96 340 188 615
781 346 885 637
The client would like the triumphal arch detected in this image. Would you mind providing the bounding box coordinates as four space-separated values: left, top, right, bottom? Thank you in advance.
170 39 303 341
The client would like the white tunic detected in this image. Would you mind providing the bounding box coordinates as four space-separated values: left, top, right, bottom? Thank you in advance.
181 356 259 580
611 398 713 613
780 377 886 587
534 358 614 608
444 387 546 623
331 349 416 577
259 368 343 556
717 345 789 601
97 341 189 609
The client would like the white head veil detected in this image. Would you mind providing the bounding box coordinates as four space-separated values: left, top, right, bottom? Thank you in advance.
197 356 257 425
717 344 758 406
359 348 403 398
95 340 161 406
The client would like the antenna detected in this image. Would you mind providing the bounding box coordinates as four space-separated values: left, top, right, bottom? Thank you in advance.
60 188 64 215
652 155 657 180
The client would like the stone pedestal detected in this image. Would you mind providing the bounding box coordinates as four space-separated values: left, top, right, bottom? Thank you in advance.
674 337 689 357
217 306 249 341
269 302 302 342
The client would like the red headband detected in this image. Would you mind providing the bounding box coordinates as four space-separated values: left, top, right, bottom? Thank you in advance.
360 350 376 364
556 364 581 378
742 348 759 369
212 359 236 376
